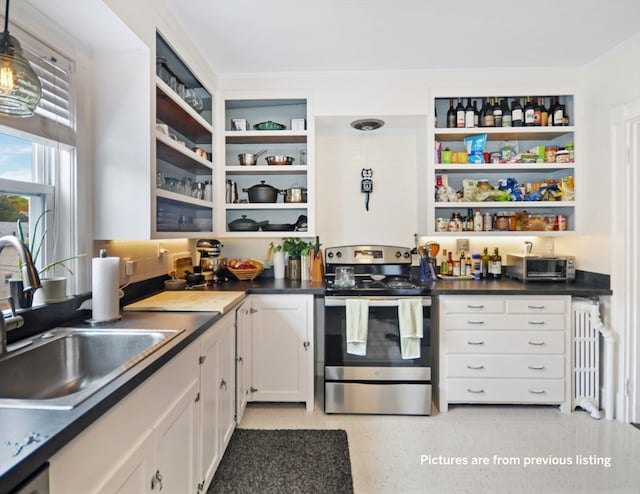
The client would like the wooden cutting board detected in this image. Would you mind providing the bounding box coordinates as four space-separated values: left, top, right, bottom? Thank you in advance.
124 291 246 314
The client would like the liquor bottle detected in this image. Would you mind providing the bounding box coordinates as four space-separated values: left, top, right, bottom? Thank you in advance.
511 97 523 127
524 97 535 126
480 247 490 279
440 249 449 275
533 97 541 126
492 97 502 127
459 250 466 276
465 98 475 128
482 98 495 127
447 98 456 128
447 250 454 276
553 96 565 126
465 257 473 277
472 100 480 127
490 247 502 279
540 97 549 126
548 96 556 126
501 99 512 127
456 98 465 128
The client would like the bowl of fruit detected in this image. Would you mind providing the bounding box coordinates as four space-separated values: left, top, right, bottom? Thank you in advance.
227 259 264 280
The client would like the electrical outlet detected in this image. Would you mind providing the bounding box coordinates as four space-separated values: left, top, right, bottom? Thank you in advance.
125 259 136 276
456 238 470 252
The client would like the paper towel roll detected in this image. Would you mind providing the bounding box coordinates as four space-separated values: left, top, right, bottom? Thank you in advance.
92 256 121 322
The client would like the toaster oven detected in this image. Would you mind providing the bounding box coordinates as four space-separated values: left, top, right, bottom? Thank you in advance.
506 253 576 281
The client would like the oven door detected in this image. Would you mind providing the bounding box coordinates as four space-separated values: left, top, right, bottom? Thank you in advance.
324 296 431 371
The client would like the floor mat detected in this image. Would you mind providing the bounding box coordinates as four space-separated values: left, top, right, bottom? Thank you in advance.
208 429 354 494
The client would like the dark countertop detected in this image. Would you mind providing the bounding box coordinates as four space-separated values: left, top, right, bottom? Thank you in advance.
0 272 611 491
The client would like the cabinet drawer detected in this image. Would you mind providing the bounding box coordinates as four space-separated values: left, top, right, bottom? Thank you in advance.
446 330 565 354
440 297 505 314
443 314 566 331
446 355 565 378
447 378 565 403
507 298 567 314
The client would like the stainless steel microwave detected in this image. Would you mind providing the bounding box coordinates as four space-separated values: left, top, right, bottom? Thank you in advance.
506 253 576 281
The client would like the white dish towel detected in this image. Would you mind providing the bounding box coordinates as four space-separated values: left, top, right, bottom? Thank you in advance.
398 298 423 359
346 298 369 356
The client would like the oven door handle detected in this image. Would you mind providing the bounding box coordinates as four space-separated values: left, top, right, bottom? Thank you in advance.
325 297 431 307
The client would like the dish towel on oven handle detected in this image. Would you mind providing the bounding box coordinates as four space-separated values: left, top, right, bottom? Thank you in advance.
346 298 369 356
398 298 423 359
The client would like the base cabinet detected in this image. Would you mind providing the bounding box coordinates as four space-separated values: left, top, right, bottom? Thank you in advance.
235 300 252 424
248 294 314 411
438 295 571 413
49 341 201 494
198 310 236 491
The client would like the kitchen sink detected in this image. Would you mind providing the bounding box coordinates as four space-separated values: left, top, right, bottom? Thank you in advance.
0 327 183 410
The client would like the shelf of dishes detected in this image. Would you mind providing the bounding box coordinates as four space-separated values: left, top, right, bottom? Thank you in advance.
156 197 213 233
156 131 212 171
226 210 308 234
156 81 213 144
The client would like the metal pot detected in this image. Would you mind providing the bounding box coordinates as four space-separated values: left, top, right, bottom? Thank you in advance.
228 215 268 231
283 185 307 203
243 180 281 203
266 155 295 166
238 149 267 166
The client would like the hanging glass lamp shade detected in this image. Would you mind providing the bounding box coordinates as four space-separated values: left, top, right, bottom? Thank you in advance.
0 30 42 117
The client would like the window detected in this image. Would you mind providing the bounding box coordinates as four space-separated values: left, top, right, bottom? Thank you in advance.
0 21 75 310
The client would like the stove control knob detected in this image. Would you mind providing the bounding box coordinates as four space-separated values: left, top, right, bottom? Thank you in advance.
395 251 402 258
403 251 410 258
327 252 334 259
336 251 342 258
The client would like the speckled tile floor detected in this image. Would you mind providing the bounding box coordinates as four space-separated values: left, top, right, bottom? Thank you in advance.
239 402 640 494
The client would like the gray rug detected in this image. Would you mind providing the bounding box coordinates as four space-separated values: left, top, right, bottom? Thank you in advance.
208 429 354 494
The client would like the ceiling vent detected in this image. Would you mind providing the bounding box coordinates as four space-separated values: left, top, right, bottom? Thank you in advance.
350 118 385 131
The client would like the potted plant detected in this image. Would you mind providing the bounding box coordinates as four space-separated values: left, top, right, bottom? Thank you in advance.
13 210 85 306
282 238 313 280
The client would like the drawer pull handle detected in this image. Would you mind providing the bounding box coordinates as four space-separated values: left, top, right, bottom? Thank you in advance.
467 364 485 370
528 365 546 370
467 341 485 345
467 388 485 394
528 321 546 325
467 320 485 325
466 304 485 309
527 305 545 310
528 389 546 395
528 341 546 346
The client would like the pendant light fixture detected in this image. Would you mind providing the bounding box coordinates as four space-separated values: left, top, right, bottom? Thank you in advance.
0 0 41 116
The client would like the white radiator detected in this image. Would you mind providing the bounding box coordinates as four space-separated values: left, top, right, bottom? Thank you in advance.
572 299 601 418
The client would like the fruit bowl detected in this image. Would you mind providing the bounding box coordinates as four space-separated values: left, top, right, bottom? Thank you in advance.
227 259 264 280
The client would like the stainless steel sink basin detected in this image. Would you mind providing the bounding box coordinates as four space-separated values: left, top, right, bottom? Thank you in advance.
0 327 183 410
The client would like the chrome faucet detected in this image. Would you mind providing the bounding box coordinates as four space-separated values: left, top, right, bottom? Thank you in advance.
0 235 42 355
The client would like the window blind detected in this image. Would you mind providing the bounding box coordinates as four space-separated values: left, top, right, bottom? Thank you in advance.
0 21 75 146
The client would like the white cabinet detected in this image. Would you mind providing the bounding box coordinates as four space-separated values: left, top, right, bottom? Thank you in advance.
49 340 201 493
220 93 314 236
198 310 236 492
248 294 314 410
438 295 571 413
428 90 578 236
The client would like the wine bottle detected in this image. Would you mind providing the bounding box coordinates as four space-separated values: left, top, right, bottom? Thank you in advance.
533 97 541 126
456 98 465 128
540 97 549 126
492 97 502 127
482 98 495 127
447 98 456 128
511 97 523 127
465 98 474 128
501 98 512 127
553 96 565 126
472 100 479 127
524 97 535 126
440 249 449 275
490 247 502 279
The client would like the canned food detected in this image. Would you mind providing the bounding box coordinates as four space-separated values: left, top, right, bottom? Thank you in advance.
545 146 557 163
556 149 570 163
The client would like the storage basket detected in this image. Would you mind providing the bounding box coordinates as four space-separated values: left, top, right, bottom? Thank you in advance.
228 267 263 280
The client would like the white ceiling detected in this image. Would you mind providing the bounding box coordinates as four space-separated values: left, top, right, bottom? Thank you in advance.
164 0 640 76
